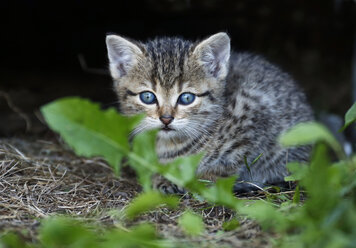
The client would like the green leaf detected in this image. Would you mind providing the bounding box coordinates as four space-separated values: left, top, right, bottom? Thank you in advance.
128 130 159 191
285 162 309 181
129 130 204 191
41 97 142 174
243 155 251 173
178 211 205 236
38 217 169 248
222 219 240 231
279 122 344 158
0 233 31 248
202 176 240 210
251 153 263 165
292 185 300 204
161 154 204 189
302 143 341 221
240 201 288 231
130 130 159 167
102 223 168 248
39 217 98 248
340 102 356 131
243 153 263 178
38 217 171 248
125 191 179 219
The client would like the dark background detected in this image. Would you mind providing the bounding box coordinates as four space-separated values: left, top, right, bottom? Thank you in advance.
1 0 355 137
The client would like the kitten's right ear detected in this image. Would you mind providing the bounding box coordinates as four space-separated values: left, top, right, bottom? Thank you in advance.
106 35 143 79
193 32 230 80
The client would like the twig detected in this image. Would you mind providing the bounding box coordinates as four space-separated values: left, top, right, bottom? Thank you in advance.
0 90 31 132
78 54 109 76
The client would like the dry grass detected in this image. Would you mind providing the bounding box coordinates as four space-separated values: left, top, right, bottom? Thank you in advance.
0 137 275 247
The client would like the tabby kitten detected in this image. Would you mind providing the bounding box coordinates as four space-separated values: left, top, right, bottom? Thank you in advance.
106 32 314 193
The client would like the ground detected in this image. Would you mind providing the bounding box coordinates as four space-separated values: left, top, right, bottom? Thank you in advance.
0 137 279 247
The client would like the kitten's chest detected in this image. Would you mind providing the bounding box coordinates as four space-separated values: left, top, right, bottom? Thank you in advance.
155 131 212 163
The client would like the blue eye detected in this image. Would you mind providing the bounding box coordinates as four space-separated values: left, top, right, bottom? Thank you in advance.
139 91 156 104
178 92 196 105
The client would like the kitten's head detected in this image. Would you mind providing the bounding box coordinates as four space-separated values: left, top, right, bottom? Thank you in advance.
106 33 230 140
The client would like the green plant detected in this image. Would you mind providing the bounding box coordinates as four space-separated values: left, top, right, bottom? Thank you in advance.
2 99 356 248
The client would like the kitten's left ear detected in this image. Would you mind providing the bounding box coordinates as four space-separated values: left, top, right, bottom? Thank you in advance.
193 32 230 79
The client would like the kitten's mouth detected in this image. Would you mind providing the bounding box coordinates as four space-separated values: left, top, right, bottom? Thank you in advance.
161 126 174 132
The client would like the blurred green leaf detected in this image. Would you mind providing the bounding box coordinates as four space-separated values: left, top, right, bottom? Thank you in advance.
102 223 170 248
292 185 300 204
285 162 309 181
160 154 204 190
125 191 179 219
37 217 171 248
128 130 159 191
301 144 340 221
0 233 31 248
340 102 356 131
202 176 239 209
222 219 240 231
178 211 205 236
130 129 203 188
129 130 204 192
240 201 289 231
41 97 142 174
130 130 159 167
279 122 344 158
39 217 98 248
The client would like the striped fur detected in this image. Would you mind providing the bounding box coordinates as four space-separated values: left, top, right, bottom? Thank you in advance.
106 33 314 192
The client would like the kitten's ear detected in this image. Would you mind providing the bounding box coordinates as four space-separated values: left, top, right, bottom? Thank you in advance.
106 35 143 79
193 32 230 79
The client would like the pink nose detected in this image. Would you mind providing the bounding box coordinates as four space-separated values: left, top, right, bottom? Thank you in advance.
159 115 174 125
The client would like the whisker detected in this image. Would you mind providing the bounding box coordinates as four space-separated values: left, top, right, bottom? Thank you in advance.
129 118 160 144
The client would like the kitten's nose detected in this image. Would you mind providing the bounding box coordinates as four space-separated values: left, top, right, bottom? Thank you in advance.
159 115 174 125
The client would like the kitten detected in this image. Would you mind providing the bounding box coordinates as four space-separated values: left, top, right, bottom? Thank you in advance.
105 32 314 193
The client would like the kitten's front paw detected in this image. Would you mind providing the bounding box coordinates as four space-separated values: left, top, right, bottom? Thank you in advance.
153 175 187 195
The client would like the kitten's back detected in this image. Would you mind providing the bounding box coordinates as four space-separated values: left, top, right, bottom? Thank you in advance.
227 52 313 124
197 52 314 184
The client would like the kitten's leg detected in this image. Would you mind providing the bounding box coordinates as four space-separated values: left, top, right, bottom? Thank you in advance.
233 159 284 194
199 151 290 194
234 148 304 194
233 181 294 194
152 174 187 195
233 181 266 194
